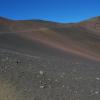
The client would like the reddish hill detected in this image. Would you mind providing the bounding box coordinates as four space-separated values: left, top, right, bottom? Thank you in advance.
77 16 100 34
0 16 100 61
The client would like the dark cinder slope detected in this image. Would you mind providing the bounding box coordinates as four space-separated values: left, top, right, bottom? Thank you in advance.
0 17 100 100
0 16 100 60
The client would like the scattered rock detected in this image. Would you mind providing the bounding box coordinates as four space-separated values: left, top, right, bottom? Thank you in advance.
60 72 66 78
40 85 45 89
96 77 100 80
90 90 99 95
95 91 99 94
39 70 44 75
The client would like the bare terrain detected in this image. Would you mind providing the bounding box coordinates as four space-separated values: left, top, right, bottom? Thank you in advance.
0 16 100 100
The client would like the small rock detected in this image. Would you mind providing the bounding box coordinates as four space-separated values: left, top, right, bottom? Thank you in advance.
55 79 58 82
40 85 45 89
90 90 99 95
39 70 44 75
48 78 51 81
60 72 66 78
62 85 65 88
96 77 100 80
95 91 99 94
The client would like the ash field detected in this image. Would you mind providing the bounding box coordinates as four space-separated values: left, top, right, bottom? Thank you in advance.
0 16 100 100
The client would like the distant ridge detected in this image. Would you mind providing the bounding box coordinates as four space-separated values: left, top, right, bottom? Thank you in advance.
0 16 13 21
0 16 100 23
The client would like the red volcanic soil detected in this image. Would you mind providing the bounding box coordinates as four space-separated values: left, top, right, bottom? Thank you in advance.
0 16 100 61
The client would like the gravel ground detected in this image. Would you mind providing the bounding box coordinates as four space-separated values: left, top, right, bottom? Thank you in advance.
0 49 100 100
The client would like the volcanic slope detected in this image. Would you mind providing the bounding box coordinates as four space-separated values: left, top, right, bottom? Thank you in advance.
0 17 100 100
0 16 100 60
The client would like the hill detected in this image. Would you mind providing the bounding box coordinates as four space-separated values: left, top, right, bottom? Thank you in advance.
0 16 100 100
0 16 100 60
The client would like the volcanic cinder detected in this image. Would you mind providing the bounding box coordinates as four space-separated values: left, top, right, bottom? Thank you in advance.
0 16 100 100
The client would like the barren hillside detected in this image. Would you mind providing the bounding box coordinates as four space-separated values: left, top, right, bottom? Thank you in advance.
0 17 100 100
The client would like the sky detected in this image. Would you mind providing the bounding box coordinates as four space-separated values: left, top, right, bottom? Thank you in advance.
0 0 100 23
